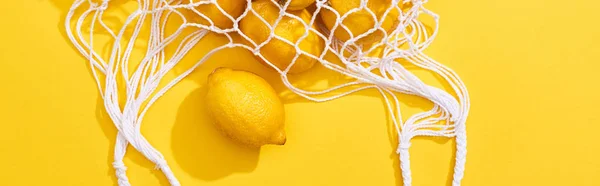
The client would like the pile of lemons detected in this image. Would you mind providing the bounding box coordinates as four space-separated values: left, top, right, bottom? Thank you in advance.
202 0 403 147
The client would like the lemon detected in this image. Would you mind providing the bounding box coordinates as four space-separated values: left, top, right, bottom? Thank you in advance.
205 68 286 147
281 0 316 11
240 0 324 74
320 0 400 44
194 0 247 29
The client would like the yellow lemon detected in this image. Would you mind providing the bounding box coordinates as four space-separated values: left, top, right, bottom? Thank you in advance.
205 68 286 147
240 0 324 74
194 0 247 29
281 0 316 11
320 0 400 44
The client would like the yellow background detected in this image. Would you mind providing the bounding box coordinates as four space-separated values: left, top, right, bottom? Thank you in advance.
1 0 599 186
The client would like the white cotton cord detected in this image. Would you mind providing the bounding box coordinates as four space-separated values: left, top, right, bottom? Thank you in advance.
277 6 466 181
113 135 131 186
325 1 467 185
110 25 206 186
396 6 470 179
398 133 413 186
66 0 470 185
411 52 470 186
87 4 106 98
68 1 107 74
137 30 208 126
345 54 460 186
86 5 136 185
378 88 404 134
100 3 152 184
65 0 211 185
452 120 467 186
106 4 201 186
400 33 470 186
65 1 134 184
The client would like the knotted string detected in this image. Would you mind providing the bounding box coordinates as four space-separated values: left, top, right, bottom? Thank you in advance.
65 0 470 185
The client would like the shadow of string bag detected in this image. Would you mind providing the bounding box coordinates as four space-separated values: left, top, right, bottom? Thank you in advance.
64 0 470 185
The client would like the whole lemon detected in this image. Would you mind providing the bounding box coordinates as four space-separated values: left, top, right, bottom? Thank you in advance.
281 0 316 11
320 0 400 45
205 68 286 147
240 0 324 74
194 0 247 29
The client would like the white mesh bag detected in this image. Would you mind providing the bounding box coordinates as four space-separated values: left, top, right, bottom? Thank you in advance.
65 0 470 185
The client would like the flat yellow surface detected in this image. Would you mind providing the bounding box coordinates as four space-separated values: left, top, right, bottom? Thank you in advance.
1 0 599 186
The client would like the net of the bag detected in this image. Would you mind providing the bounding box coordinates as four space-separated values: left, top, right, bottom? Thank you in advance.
65 0 470 186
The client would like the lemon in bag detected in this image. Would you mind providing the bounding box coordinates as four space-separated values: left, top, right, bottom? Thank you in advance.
194 0 247 29
240 0 324 73
320 0 401 45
